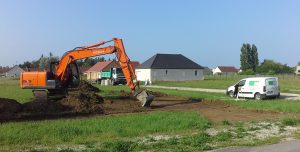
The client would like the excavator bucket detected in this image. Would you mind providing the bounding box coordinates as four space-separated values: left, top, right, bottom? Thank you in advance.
134 89 154 107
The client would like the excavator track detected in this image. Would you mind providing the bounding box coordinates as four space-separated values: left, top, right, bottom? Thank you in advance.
32 90 48 101
33 89 67 101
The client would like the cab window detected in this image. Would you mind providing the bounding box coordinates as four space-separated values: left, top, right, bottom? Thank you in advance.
237 80 246 86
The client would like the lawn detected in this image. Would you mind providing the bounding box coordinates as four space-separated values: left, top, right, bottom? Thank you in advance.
0 78 33 103
0 112 210 151
153 75 300 94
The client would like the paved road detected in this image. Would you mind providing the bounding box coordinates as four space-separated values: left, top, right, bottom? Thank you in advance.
211 139 300 152
145 85 300 100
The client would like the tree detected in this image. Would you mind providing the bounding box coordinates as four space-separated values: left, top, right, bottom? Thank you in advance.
252 44 259 71
257 59 294 74
240 44 248 71
298 61 300 66
240 43 259 72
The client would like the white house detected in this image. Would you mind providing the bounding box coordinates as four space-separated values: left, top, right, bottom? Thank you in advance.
135 54 204 82
212 66 239 76
296 66 300 75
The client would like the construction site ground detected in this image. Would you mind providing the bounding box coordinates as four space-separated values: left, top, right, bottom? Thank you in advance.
2 81 300 151
0 87 285 123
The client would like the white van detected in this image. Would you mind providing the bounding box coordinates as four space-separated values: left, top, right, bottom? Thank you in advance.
226 77 280 100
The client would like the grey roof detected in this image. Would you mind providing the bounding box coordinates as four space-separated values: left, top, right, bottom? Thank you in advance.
137 54 204 69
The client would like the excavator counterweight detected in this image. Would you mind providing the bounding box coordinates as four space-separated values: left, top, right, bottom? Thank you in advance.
20 38 154 107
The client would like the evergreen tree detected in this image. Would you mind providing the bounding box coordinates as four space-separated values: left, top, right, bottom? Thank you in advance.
240 44 248 71
240 43 259 72
252 44 259 71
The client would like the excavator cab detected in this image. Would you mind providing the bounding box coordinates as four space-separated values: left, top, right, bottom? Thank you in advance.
50 61 80 88
66 62 80 88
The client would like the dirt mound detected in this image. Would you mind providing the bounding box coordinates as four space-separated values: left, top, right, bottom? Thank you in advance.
74 80 101 93
0 98 22 119
0 81 106 121
59 81 103 113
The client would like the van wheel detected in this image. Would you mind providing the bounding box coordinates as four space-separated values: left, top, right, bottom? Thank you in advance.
254 93 262 100
229 91 234 98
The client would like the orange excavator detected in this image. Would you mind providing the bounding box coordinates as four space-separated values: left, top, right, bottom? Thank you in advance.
19 38 154 107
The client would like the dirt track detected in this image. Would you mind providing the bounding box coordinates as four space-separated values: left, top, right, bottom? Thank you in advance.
0 95 282 123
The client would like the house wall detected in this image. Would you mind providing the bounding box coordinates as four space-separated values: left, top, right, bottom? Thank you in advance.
150 69 204 81
296 66 300 75
135 69 151 81
87 71 100 81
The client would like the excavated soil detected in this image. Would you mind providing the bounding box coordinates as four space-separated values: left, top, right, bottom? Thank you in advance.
0 81 284 122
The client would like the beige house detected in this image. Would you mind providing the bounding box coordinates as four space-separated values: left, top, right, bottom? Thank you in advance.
86 60 140 82
86 61 119 81
296 66 300 75
212 66 239 76
135 54 204 82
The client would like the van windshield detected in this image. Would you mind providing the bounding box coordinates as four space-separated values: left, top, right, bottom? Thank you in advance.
237 80 246 86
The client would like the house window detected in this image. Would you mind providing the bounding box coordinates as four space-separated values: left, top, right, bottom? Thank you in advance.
165 70 168 75
298 70 300 73
195 70 198 76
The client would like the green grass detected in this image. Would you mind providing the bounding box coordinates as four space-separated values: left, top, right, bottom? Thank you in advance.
153 75 300 94
228 99 300 113
281 117 300 126
0 111 210 151
0 78 33 103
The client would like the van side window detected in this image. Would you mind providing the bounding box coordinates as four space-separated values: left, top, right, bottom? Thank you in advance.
238 80 246 86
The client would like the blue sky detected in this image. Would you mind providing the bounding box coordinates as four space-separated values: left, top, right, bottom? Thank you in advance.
0 0 299 67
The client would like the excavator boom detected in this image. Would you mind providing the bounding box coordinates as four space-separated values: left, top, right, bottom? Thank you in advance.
20 38 154 107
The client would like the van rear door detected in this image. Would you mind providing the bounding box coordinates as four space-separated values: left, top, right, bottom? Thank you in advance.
265 78 279 96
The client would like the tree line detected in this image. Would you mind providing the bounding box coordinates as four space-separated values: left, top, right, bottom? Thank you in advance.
240 43 296 75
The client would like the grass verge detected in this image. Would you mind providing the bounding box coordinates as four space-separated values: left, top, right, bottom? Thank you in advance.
0 112 210 151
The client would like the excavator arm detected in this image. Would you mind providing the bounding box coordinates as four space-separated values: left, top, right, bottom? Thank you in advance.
20 38 154 107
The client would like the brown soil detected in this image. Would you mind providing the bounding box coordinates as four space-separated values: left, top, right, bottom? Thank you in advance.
0 82 284 123
149 96 281 122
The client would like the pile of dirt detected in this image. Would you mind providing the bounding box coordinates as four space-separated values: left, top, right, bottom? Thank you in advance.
0 81 106 121
0 98 22 119
59 81 104 113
